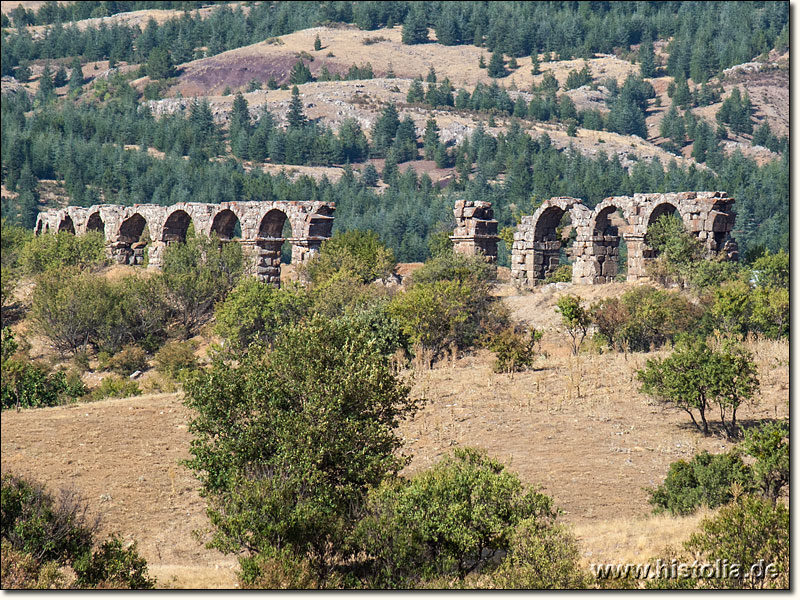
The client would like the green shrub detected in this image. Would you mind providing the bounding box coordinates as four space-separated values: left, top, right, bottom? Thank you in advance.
544 263 572 283
482 519 587 589
592 286 702 352
238 546 321 590
302 230 396 285
1 473 154 589
750 249 788 289
648 451 753 515
73 536 154 589
184 315 417 581
107 345 149 376
410 252 495 287
153 340 198 379
685 495 788 589
309 270 387 318
90 376 141 401
352 447 562 588
19 231 106 275
31 269 169 356
214 278 310 351
555 295 591 355
2 328 86 410
160 235 244 335
742 421 789 503
749 285 788 339
488 326 541 373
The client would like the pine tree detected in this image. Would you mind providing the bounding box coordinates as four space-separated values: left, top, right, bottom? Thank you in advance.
37 62 54 103
287 86 307 128
402 6 429 45
406 78 424 103
426 66 437 83
488 49 506 78
531 51 540 75
639 37 656 78
289 60 313 85
53 64 68 87
314 34 322 51
423 117 439 160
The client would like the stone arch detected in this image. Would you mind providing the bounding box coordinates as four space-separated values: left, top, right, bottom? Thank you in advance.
646 201 682 228
585 200 632 283
116 213 150 265
35 215 45 235
529 197 588 281
58 214 75 234
210 208 242 241
86 212 105 237
162 209 193 243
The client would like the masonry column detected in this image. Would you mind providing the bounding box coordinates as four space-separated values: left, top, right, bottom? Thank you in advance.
450 200 500 262
624 234 648 282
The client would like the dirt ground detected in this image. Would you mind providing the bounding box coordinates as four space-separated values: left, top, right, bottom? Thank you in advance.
1 283 788 588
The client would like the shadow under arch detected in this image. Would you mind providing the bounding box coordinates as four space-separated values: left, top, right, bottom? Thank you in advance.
210 209 242 241
162 209 193 243
58 214 75 234
117 213 150 265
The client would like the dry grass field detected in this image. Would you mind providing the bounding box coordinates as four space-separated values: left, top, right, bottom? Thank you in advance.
1 281 788 588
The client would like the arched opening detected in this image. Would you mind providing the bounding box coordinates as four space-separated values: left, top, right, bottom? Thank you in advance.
162 209 192 243
591 205 629 282
210 209 242 241
644 202 682 260
86 212 105 238
257 209 291 285
35 217 44 235
117 213 150 265
533 206 574 281
58 215 75 234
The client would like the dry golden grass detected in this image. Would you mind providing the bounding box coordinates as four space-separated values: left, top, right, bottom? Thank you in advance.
1 281 789 588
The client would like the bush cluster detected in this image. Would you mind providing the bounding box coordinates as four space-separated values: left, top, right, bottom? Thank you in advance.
1 473 154 589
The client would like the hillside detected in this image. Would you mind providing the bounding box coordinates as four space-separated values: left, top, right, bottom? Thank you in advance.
1 281 789 588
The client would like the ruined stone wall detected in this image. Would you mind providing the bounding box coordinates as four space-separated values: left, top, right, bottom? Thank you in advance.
35 200 336 286
509 191 737 288
450 200 500 262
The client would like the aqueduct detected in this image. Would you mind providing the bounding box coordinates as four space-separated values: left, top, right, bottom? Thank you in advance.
451 192 738 286
35 201 335 285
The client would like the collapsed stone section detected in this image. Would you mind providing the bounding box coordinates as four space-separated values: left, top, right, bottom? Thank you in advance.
34 200 336 287
509 192 737 287
450 200 500 262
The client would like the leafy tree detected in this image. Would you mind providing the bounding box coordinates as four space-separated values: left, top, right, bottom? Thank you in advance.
184 315 418 581
648 450 753 515
160 235 243 335
685 495 788 589
637 340 759 437
214 278 310 352
302 230 396 286
353 447 563 587
742 421 789 503
749 285 788 339
555 295 591 355
750 249 788 288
